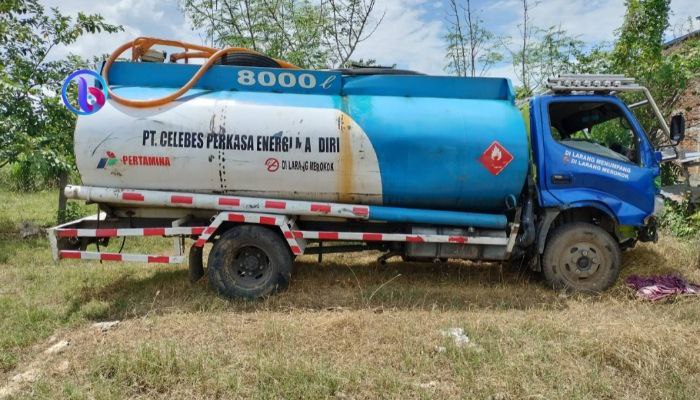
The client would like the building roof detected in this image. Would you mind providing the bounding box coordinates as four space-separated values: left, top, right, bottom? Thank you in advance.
664 29 700 48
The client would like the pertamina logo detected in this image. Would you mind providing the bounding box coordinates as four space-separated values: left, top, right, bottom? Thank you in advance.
97 151 171 169
479 141 514 176
96 151 118 169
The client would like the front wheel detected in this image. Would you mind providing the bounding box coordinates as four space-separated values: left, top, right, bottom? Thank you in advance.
542 222 621 292
208 225 293 299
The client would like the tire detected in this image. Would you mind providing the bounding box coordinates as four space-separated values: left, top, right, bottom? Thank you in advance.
542 222 620 292
207 225 293 299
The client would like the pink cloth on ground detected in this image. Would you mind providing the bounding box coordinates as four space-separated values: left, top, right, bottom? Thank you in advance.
625 274 700 301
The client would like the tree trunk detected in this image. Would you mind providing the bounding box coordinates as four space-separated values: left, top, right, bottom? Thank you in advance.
57 171 68 223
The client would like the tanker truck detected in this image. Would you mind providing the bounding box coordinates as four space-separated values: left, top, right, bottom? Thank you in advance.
48 38 687 299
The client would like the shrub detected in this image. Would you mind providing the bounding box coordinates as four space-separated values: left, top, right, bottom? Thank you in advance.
659 200 700 238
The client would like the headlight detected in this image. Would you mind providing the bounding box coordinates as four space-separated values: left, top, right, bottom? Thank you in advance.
653 195 665 216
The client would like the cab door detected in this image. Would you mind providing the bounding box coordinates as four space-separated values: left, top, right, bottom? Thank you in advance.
535 95 659 227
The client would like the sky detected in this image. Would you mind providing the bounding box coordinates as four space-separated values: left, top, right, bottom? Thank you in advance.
42 0 699 81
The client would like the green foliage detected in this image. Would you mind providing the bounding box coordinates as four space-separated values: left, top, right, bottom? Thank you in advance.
505 1 594 98
569 43 614 75
0 0 122 187
612 0 670 76
659 201 700 238
585 114 634 149
444 0 503 77
610 0 700 147
57 201 88 224
181 0 382 69
511 25 588 98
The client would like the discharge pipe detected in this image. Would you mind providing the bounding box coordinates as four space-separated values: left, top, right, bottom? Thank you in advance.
101 37 299 109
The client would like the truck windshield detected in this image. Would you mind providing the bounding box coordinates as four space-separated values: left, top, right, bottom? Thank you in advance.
548 101 639 165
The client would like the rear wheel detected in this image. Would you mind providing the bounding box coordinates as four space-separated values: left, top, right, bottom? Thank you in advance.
542 222 620 292
208 225 293 299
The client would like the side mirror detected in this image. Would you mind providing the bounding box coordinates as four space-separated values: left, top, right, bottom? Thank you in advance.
670 114 685 143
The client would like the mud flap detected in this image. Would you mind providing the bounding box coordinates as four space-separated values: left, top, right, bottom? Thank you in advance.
188 244 205 283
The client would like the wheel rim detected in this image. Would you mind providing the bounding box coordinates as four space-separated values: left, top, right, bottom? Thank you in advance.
229 246 272 286
558 241 607 286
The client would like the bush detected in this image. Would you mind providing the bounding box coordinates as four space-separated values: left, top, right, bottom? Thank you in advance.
57 201 88 224
4 158 63 192
0 162 81 193
659 200 700 238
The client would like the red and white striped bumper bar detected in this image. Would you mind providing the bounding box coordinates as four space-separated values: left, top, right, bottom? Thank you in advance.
64 185 370 220
48 211 508 265
59 251 184 264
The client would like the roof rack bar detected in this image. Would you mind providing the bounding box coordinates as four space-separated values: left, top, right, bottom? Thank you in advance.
546 74 671 137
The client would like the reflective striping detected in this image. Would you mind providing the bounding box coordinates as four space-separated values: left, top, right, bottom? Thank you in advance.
147 255 171 263
122 192 144 201
101 253 123 261
265 200 286 209
57 226 482 245
59 250 184 264
310 204 331 213
218 197 241 206
95 229 118 237
191 212 305 255
60 250 82 259
362 233 383 241
66 186 373 221
171 195 193 204
289 231 504 245
228 214 246 222
259 216 278 225
52 210 504 267
318 232 339 240
448 236 467 244
143 228 166 236
352 207 369 217
56 226 207 238
58 229 78 238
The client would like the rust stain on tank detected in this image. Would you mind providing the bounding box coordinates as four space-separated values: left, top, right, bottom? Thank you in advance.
337 112 354 203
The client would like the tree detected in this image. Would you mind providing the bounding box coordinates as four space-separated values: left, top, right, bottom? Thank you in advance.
444 0 503 77
325 0 384 67
528 26 586 82
181 0 383 69
0 0 121 217
498 0 592 98
610 0 689 145
612 0 670 77
512 0 537 96
509 26 586 97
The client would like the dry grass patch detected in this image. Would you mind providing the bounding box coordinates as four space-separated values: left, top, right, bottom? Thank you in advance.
14 300 700 399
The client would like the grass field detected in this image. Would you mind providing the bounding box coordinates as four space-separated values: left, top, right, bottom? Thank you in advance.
0 189 699 399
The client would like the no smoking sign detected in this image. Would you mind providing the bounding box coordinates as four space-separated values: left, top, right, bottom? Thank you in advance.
265 157 280 172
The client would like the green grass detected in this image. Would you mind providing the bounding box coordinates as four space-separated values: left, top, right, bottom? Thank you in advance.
0 188 699 399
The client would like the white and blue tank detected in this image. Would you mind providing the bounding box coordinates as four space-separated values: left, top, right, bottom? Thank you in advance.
74 62 529 220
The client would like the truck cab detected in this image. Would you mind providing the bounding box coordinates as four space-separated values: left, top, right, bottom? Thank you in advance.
524 75 686 290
